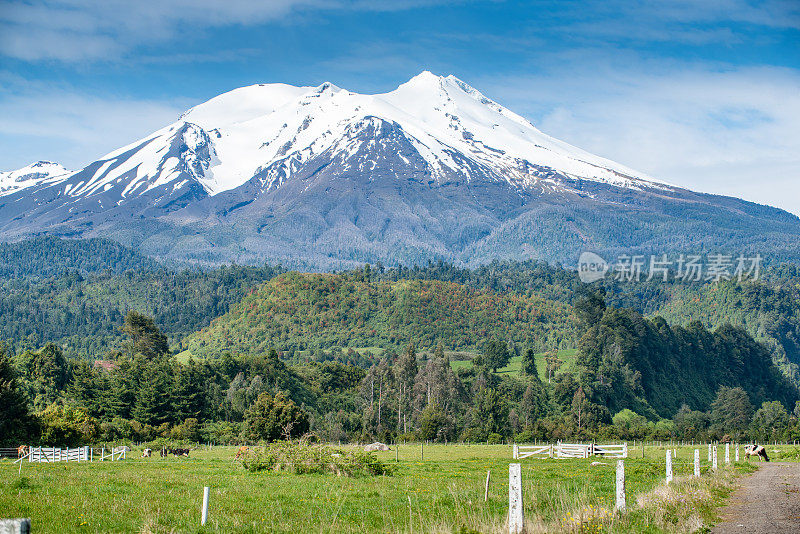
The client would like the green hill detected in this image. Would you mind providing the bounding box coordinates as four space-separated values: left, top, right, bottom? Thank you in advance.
184 271 577 358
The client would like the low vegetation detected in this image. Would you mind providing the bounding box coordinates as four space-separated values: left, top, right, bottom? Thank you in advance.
238 440 393 477
0 443 766 533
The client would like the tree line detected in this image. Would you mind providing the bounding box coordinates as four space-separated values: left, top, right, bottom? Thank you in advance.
3 292 798 447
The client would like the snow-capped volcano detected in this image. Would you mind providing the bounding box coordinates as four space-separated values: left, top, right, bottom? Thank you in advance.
26 72 658 204
172 71 656 195
1 72 798 269
0 161 71 197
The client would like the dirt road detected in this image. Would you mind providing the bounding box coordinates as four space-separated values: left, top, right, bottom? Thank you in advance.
713 461 800 534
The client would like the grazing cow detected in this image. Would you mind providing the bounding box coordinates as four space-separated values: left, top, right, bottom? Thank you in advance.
234 446 249 460
744 444 770 462
17 445 28 458
172 448 190 457
142 448 152 458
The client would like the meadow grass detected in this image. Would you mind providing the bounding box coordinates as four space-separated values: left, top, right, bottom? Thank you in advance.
0 444 768 533
450 349 579 379
0 443 770 533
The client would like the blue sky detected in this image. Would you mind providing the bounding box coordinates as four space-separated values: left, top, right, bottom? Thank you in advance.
1 0 799 212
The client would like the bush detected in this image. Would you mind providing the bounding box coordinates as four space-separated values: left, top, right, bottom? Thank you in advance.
459 427 487 443
244 392 310 442
37 404 99 446
514 430 535 443
200 420 242 445
238 440 393 477
487 433 503 445
171 418 201 441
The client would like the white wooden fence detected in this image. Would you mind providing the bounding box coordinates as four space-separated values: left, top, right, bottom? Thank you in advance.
514 442 628 459
14 446 127 463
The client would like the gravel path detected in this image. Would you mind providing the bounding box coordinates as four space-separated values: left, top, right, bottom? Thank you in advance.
713 462 800 534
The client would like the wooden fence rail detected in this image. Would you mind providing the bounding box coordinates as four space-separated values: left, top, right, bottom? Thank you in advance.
514 442 628 459
13 446 126 464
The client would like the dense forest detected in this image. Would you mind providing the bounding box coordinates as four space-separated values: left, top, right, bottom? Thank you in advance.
6 237 800 391
2 295 798 447
184 271 576 358
2 237 800 448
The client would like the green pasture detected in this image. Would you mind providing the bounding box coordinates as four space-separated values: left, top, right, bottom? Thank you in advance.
450 349 579 378
0 442 770 533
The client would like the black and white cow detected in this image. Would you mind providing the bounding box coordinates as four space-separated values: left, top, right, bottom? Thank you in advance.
744 444 770 462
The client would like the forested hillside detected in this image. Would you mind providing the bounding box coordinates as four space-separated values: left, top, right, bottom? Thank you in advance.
0 264 285 357
577 304 797 419
184 271 577 358
0 236 160 277
4 237 800 397
3 298 797 449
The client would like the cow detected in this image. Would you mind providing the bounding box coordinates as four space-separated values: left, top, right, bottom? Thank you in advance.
363 442 390 452
234 446 249 460
142 448 152 458
744 444 770 462
17 445 28 458
172 448 190 457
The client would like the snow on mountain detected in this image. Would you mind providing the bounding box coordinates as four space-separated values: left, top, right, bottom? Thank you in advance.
0 161 71 197
174 70 664 196
6 71 791 270
42 71 666 204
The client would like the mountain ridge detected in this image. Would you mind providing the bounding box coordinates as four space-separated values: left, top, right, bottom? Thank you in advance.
2 72 799 269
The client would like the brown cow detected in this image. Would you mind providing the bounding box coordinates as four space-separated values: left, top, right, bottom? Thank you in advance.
234 446 249 460
17 445 28 458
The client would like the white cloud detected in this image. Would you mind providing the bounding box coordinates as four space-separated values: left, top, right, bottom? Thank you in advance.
0 0 464 61
480 64 800 214
0 0 327 61
0 88 188 170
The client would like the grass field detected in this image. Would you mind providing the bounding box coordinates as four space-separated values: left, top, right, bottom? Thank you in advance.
0 442 772 533
450 349 579 379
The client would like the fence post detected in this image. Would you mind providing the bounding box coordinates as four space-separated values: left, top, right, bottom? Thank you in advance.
735 444 739 462
0 518 31 534
712 446 718 470
615 459 626 512
201 486 210 526
484 470 491 502
693 449 700 477
666 449 673 484
513 444 519 460
508 463 523 534
725 443 730 465
708 444 712 462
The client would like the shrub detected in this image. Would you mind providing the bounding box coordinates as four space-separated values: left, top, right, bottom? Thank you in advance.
514 430 535 443
171 418 201 441
238 440 393 477
487 432 503 445
37 404 99 446
244 392 310 442
200 420 241 445
459 427 486 443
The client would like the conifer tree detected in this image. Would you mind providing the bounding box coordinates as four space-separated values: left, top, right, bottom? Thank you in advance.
0 345 30 446
521 348 540 381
